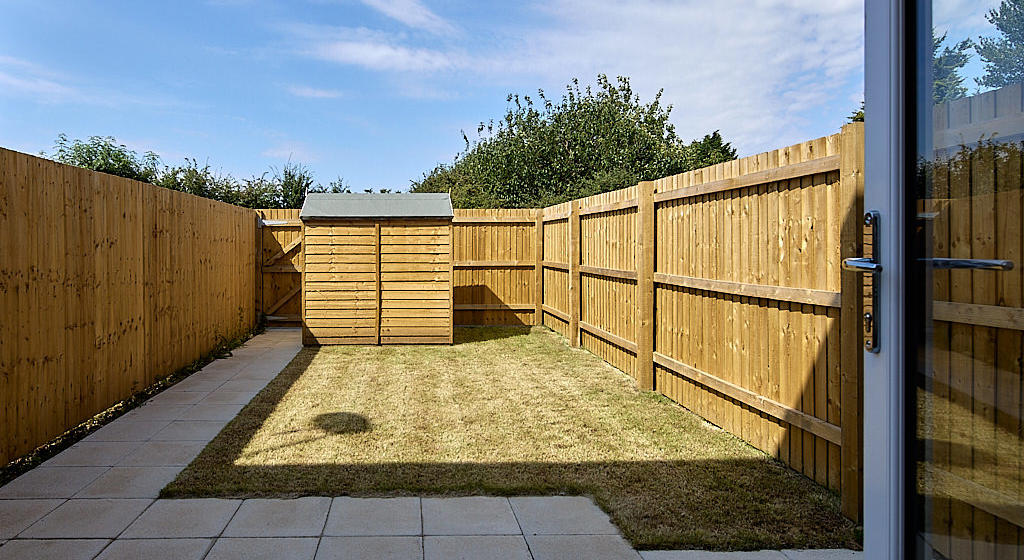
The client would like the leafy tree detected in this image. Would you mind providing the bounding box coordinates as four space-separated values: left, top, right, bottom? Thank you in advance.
274 162 316 209
310 176 352 194
232 174 283 209
410 75 737 208
48 134 160 182
933 30 972 102
975 0 1024 89
156 158 235 201
848 102 865 122
44 134 347 209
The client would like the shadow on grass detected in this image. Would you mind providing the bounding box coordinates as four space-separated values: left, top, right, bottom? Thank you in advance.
452 324 535 344
162 328 859 551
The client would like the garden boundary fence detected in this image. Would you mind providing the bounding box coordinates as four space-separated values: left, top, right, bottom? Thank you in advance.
0 148 258 465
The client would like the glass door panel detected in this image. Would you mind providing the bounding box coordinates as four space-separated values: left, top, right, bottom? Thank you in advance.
912 1 1024 557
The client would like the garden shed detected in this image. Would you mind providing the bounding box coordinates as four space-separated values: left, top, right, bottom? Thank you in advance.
299 192 454 346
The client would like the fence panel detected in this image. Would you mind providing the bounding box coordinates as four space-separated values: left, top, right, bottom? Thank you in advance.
452 209 540 325
652 130 850 499
0 148 257 465
577 187 640 379
257 209 303 325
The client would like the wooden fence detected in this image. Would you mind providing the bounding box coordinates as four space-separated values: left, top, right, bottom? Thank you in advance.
1 125 866 520
922 84 1024 557
467 124 866 520
453 209 541 326
0 148 258 465
256 209 303 325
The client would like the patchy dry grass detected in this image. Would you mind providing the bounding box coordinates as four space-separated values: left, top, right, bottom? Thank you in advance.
163 326 858 550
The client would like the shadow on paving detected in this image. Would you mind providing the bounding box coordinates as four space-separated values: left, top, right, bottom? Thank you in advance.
161 327 860 551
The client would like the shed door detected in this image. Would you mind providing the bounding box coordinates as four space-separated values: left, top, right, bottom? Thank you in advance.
380 220 453 344
303 221 379 344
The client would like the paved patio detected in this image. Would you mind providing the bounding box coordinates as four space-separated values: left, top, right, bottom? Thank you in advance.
0 328 861 559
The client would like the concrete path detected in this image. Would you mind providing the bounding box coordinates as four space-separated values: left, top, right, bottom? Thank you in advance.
0 328 861 560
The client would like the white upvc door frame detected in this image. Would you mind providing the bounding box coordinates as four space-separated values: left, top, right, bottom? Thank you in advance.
863 0 908 558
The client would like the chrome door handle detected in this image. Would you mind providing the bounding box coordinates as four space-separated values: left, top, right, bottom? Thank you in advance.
842 211 881 353
842 258 883 273
919 258 1014 271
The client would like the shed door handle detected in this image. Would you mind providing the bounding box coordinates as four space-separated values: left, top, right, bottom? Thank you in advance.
919 258 1014 271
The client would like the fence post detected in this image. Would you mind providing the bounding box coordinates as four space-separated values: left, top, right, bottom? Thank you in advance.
534 210 544 326
839 122 865 522
569 200 581 346
636 181 656 390
255 211 263 318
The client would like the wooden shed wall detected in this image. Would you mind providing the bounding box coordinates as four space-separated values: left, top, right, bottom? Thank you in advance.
381 220 453 344
301 218 452 345
303 220 379 345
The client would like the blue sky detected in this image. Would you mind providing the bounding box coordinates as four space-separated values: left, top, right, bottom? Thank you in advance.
0 0 999 192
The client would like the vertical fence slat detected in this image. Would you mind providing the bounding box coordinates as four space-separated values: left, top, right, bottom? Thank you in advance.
839 123 865 521
636 181 655 390
0 148 258 466
569 201 581 347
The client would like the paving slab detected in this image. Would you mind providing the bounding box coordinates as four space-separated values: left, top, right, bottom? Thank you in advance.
0 538 109 560
782 551 863 559
151 420 227 442
198 361 248 376
325 497 421 536
198 391 258 406
117 441 206 467
169 378 228 393
232 369 283 381
206 537 319 560
180 403 246 422
121 498 240 538
422 497 519 535
316 536 423 560
95 538 212 560
190 369 242 385
146 391 210 406
219 379 271 393
0 499 64 538
19 498 152 538
84 419 172 442
527 534 640 560
510 496 618 535
0 466 109 499
223 497 332 537
43 441 143 467
424 535 530 560
74 466 181 498
639 552 786 559
123 404 194 422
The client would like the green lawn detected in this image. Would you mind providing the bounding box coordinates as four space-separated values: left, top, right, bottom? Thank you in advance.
163 326 858 550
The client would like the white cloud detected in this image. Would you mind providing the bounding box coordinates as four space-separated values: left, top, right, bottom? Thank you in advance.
359 0 455 35
934 0 1000 38
284 1 865 152
0 56 80 102
287 85 344 98
262 142 318 162
0 54 182 108
307 39 458 72
482 0 865 154
286 24 462 72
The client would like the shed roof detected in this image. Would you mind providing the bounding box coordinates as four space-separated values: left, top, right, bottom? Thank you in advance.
299 193 453 220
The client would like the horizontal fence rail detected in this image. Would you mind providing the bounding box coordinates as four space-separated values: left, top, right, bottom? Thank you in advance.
1 148 258 465
456 124 866 521
3 125 869 524
452 208 542 326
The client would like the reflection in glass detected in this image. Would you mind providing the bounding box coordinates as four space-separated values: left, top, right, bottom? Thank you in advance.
914 1 1024 558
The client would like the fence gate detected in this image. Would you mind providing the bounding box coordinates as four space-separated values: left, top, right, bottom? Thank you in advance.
257 209 303 325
